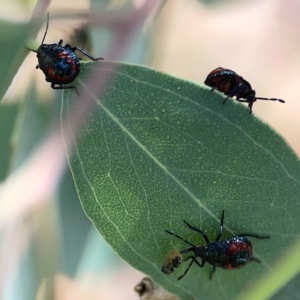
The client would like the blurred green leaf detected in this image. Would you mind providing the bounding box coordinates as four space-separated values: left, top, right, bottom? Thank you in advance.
62 61 300 300
237 236 300 300
58 167 92 276
0 104 19 181
89 0 156 66
272 273 300 300
5 85 57 300
0 85 50 181
0 20 31 100
12 85 51 169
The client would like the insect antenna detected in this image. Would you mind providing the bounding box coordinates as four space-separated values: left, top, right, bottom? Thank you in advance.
25 47 37 53
25 12 49 53
177 257 196 280
41 12 50 45
255 97 285 103
165 230 196 247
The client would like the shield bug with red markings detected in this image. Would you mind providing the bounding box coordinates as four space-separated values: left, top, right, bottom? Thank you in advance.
204 67 285 114
165 210 269 280
27 13 103 96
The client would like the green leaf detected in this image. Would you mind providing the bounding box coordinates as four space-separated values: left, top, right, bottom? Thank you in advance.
0 19 31 100
0 103 19 180
11 85 50 169
272 272 300 300
237 237 300 300
62 61 300 300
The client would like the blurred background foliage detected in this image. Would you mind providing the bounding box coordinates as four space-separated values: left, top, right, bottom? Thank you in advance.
0 0 300 299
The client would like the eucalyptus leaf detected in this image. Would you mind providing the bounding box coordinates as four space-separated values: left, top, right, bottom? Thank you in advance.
12 85 50 170
0 20 31 100
0 104 19 180
272 272 300 300
62 61 300 300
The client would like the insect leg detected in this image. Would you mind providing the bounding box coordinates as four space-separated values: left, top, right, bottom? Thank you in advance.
247 101 254 114
70 46 104 61
51 83 80 96
235 99 249 103
184 256 206 269
209 265 217 280
194 258 205 268
215 210 224 241
251 257 261 263
177 256 196 280
223 82 244 104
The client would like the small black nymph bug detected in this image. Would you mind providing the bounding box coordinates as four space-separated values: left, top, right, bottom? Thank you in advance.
165 210 269 280
204 67 285 114
28 13 103 95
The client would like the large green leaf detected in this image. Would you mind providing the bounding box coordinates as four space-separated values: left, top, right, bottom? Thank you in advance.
0 104 19 181
11 85 50 170
62 61 300 300
0 20 31 100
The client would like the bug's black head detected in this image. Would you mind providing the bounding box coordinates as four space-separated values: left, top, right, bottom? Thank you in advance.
193 245 208 259
247 89 256 101
36 43 57 68
36 43 53 56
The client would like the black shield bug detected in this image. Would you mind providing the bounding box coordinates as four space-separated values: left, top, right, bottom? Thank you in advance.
27 13 103 96
165 210 270 280
204 67 285 114
161 249 182 274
